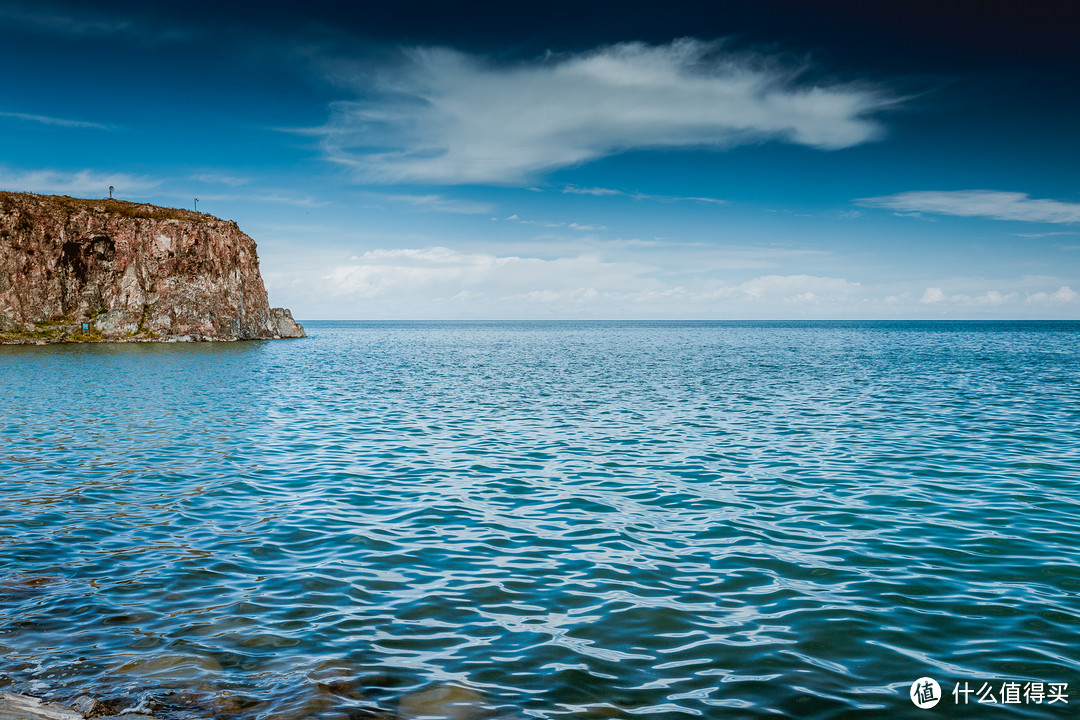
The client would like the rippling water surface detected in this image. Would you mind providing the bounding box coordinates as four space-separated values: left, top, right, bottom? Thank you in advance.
2 321 1079 719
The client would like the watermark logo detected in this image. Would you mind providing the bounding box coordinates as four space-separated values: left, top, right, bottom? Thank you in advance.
911 677 942 709
905 678 1069 709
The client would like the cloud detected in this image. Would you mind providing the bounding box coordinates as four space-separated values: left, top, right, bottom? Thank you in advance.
921 287 947 304
921 284 1076 308
159 190 327 210
0 2 134 36
249 193 328 208
306 243 872 318
193 172 251 186
735 274 861 306
1015 231 1078 238
858 190 1080 224
325 247 651 301
501 214 605 230
1026 286 1078 304
0 1 190 41
0 111 113 130
562 185 727 205
562 186 625 197
266 237 1080 320
372 193 494 214
0 167 161 196
317 39 891 185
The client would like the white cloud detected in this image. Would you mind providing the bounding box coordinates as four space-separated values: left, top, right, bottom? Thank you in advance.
324 247 655 304
193 172 251 186
975 290 1018 306
317 39 891 185
1015 231 1078 238
562 185 728 205
562 186 624 197
0 111 112 130
921 287 947 304
736 274 861 306
1026 286 1078 304
858 190 1080 224
156 190 327 208
373 193 494 214
920 284 1076 309
307 244 873 318
250 193 328 208
263 237 1080 320
501 214 603 229
0 167 161 197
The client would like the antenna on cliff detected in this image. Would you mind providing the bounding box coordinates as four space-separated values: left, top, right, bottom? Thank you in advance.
194 197 199 212
109 186 114 199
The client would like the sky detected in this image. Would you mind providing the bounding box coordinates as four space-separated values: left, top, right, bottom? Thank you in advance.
1 0 1078 320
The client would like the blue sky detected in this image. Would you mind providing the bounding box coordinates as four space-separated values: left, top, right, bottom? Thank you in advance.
1 0 1078 319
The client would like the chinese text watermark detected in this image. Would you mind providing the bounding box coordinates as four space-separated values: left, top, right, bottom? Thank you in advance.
910 678 1069 708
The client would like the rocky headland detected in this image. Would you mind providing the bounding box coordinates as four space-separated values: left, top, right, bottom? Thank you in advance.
0 192 304 343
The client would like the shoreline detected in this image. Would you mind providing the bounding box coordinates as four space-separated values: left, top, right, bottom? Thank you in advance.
0 335 301 345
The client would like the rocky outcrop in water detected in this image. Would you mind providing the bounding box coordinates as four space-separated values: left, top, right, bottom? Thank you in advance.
0 192 304 342
0 692 152 720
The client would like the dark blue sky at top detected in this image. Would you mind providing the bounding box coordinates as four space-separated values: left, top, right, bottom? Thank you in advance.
1 0 1078 319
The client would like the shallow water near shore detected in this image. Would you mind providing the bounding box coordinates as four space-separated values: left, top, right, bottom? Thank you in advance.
2 321 1079 719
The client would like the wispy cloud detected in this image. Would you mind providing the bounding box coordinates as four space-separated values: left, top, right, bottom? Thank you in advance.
371 193 494 214
0 167 161 196
0 110 113 130
858 190 1080 224
316 39 892 185
562 185 727 205
193 172 251 186
250 194 328 208
0 1 190 41
0 2 134 36
502 214 606 230
562 186 624 197
172 191 329 208
1015 231 1078 238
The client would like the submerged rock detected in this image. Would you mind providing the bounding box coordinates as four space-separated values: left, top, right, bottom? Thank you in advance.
0 693 153 720
0 693 91 720
397 684 486 720
0 192 304 343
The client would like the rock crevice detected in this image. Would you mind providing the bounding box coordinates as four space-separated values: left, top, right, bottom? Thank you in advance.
0 192 304 342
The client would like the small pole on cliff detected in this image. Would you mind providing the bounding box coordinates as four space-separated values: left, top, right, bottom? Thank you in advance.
194 197 199 212
109 185 114 199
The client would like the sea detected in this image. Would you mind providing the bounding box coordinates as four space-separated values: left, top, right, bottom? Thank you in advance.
1 321 1078 719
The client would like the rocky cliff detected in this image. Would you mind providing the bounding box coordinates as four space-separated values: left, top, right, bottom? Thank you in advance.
0 192 304 342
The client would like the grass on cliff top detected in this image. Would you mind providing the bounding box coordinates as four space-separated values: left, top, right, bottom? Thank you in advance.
0 191 222 224
0 319 107 344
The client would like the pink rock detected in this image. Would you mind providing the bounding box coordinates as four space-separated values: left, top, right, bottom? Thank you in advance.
0 192 304 342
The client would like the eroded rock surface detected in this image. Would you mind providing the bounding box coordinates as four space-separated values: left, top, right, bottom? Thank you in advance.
0 192 304 342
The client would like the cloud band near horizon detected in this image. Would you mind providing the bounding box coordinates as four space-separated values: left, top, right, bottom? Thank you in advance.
859 190 1080 224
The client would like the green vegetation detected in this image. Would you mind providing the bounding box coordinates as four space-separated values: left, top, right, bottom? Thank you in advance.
0 191 211 224
0 317 107 344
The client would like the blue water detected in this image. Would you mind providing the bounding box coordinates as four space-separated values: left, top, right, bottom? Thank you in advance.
2 321 1079 719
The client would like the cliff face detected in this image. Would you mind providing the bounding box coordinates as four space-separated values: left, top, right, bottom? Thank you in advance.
0 192 304 342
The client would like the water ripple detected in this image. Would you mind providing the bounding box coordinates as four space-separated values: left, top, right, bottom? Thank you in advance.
2 321 1079 719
